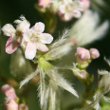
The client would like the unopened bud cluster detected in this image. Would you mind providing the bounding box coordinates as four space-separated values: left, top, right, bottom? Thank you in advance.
1 84 28 110
75 47 100 69
72 47 100 80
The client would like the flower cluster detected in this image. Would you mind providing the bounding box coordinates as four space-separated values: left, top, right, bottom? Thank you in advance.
37 0 90 21
2 16 53 60
71 47 100 80
0 0 110 110
38 0 52 8
1 84 28 110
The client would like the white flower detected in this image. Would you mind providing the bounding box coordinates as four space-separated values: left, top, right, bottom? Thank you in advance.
89 48 100 59
2 16 30 54
58 0 82 21
23 22 53 60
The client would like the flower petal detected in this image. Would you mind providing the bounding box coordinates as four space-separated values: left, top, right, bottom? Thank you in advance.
33 22 45 33
2 24 16 37
38 0 52 8
25 42 37 60
5 37 19 54
73 10 82 18
59 5 65 14
16 19 30 33
36 43 49 52
40 33 53 44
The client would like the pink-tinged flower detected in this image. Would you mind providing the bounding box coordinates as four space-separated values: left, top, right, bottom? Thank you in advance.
19 104 28 110
1 84 17 101
38 0 52 8
90 48 100 59
58 1 82 21
23 22 53 60
5 99 18 110
2 16 30 54
80 0 90 11
14 16 30 33
2 24 19 54
76 47 90 61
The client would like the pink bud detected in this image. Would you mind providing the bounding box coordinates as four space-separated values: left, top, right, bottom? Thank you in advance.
90 48 100 59
76 47 90 61
5 99 18 110
38 0 51 8
80 0 90 11
1 84 17 100
19 104 29 110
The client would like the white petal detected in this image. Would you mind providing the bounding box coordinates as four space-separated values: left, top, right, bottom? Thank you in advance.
36 43 49 52
23 30 32 42
25 42 37 60
73 10 82 18
59 5 65 14
16 20 30 33
40 33 53 44
33 22 45 33
2 24 16 37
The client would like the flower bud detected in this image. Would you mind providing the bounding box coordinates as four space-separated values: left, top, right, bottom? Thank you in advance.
80 0 90 11
90 48 100 59
1 84 17 101
75 47 91 69
76 47 90 61
38 0 51 8
5 99 18 110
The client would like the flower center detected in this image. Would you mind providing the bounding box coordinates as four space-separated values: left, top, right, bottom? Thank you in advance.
31 33 40 43
15 31 23 42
